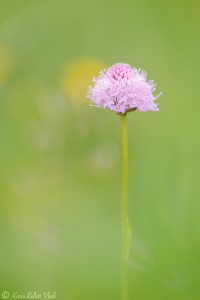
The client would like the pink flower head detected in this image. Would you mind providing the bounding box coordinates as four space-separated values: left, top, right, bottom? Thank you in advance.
87 63 161 114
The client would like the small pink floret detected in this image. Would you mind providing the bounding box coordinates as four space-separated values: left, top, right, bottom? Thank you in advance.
108 63 133 81
87 63 161 114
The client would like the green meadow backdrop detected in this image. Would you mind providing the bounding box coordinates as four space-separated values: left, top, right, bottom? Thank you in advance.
0 0 200 299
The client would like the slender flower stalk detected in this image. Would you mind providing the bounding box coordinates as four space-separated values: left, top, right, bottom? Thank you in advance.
120 113 130 300
87 63 161 300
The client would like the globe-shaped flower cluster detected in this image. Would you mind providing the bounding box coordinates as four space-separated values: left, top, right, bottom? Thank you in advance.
87 63 160 114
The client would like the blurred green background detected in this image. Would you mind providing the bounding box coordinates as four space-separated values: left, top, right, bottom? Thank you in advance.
0 0 200 299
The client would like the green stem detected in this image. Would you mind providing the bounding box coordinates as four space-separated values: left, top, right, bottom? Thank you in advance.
120 114 130 300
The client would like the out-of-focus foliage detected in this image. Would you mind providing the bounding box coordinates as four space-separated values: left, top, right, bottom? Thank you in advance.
0 0 200 299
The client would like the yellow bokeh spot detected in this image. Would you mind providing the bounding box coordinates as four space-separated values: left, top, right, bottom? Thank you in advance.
61 57 106 104
0 45 13 85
